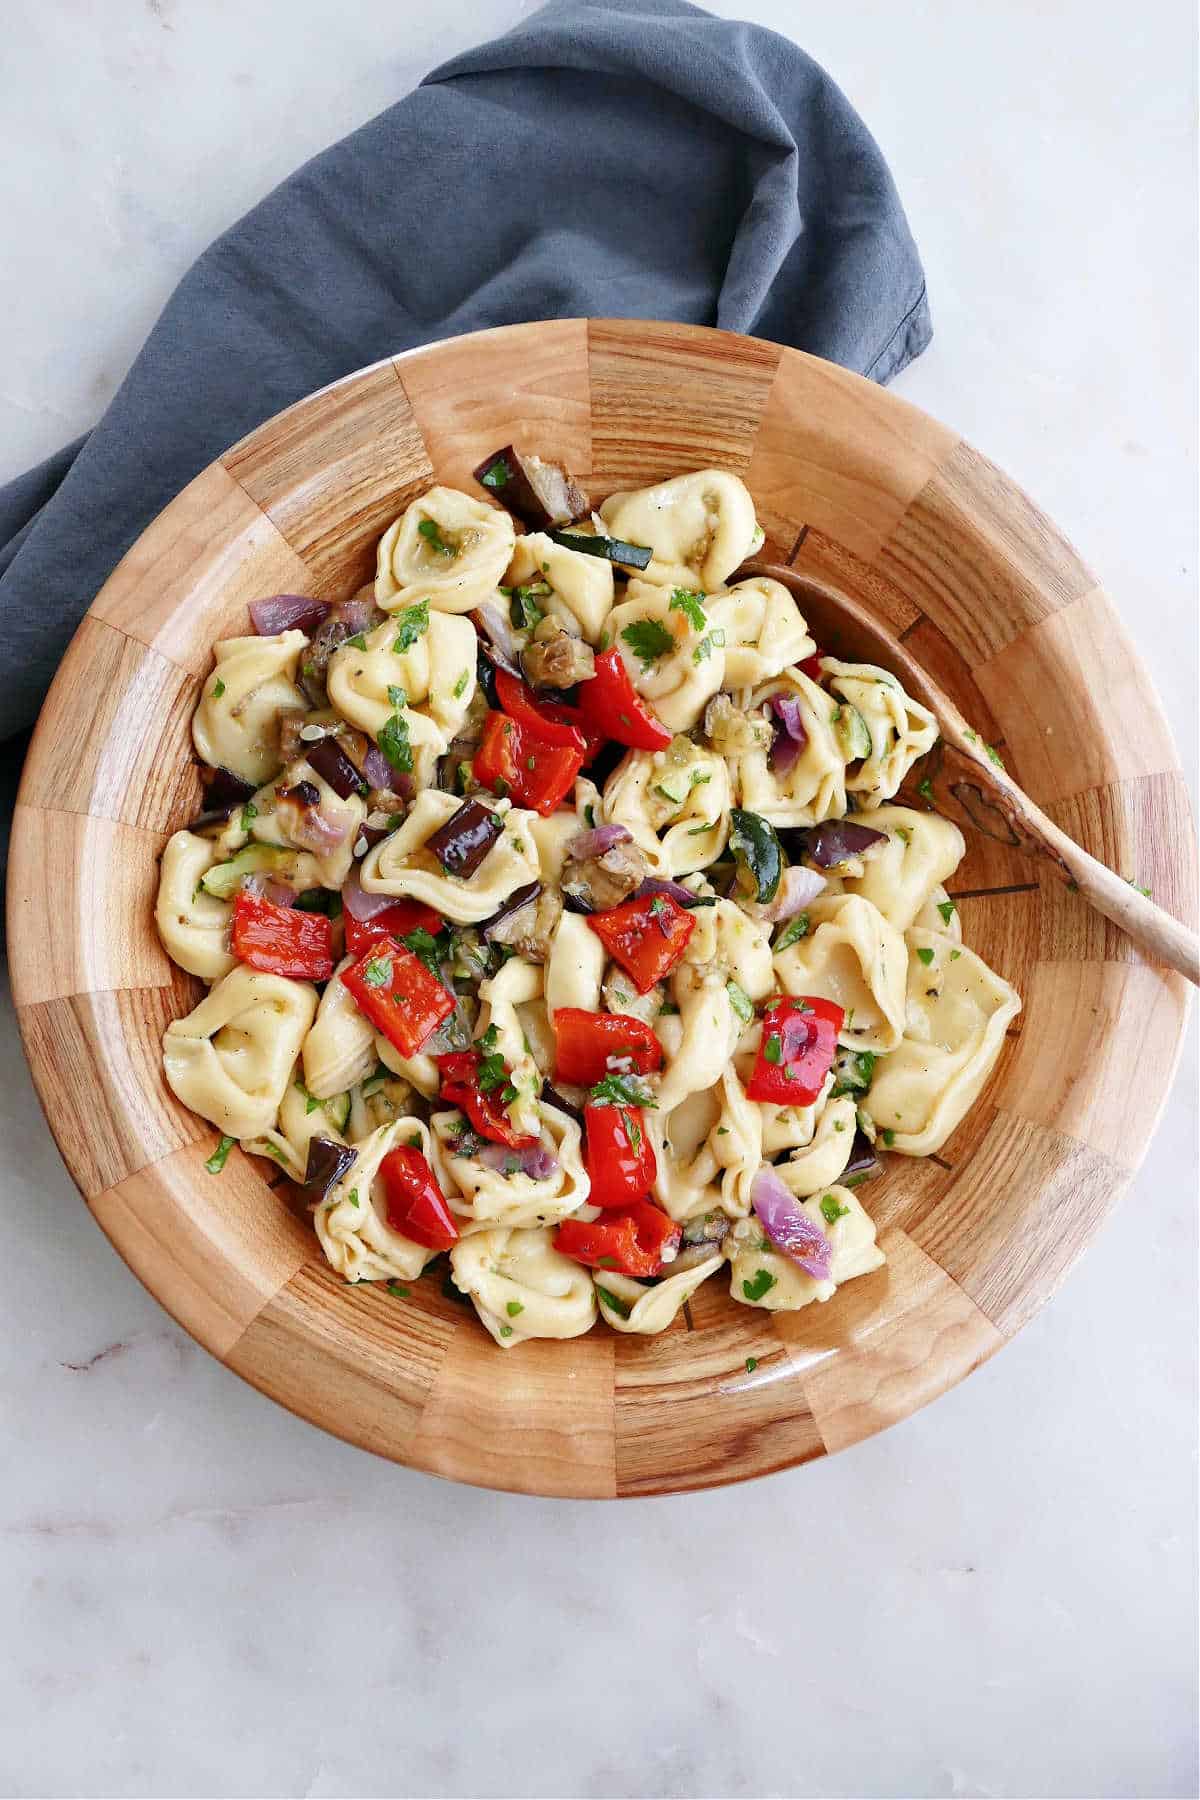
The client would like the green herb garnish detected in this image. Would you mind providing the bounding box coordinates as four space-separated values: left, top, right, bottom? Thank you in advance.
620 618 674 669
499 1324 514 1338
362 956 392 988
669 588 707 631
589 1070 657 1109
881 1129 895 1148
745 1356 758 1373
937 899 956 925
211 678 226 699
596 1285 632 1318
984 742 1005 769
820 1193 850 1225
240 801 258 830
378 706 413 775
916 946 935 967
344 632 368 651
387 1282 410 1298
726 980 753 1024
772 912 810 953
204 1135 235 1174
452 669 470 699
742 1268 776 1303
763 1034 782 1065
418 517 455 557
392 599 430 654
917 777 935 806
505 1300 525 1318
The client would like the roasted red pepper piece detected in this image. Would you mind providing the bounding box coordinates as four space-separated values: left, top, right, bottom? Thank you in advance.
583 1101 656 1209
745 995 844 1106
435 1049 538 1149
552 1008 663 1085
585 891 696 994
342 935 455 1058
231 890 334 980
556 1201 680 1278
343 899 443 961
493 667 591 748
798 646 824 680
379 1144 458 1251
473 710 585 816
577 647 673 752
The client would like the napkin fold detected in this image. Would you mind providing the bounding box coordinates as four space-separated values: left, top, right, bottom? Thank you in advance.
0 0 929 843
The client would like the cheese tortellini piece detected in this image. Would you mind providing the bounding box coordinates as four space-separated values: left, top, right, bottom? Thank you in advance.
474 956 545 1139
599 469 761 591
774 893 907 1054
243 1071 346 1181
374 486 515 611
822 659 939 807
593 1252 724 1334
162 965 317 1140
841 806 966 933
705 577 815 687
544 909 607 1018
506 532 614 642
601 740 731 875
774 1094 858 1196
192 630 307 785
155 830 235 981
360 790 541 924
326 610 477 773
449 1226 597 1348
606 580 725 732
248 755 367 890
734 669 847 827
861 931 1022 1155
658 900 774 1110
302 957 378 1100
315 1117 442 1284
727 1185 884 1312
430 1101 589 1229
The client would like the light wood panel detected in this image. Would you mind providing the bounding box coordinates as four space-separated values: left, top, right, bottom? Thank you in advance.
8 319 1194 1495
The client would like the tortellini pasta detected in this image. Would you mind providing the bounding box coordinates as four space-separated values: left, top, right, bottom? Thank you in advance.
544 910 606 1017
360 790 541 924
429 1102 589 1229
374 486 515 611
822 659 939 807
192 630 307 785
155 831 235 981
599 469 761 591
449 1227 597 1347
601 740 731 875
302 958 378 1099
243 1071 346 1181
840 806 965 933
861 931 1021 1155
315 1117 442 1284
162 965 317 1140
326 610 477 774
248 755 367 889
506 532 614 642
734 669 847 827
727 1185 884 1311
774 893 908 1053
706 576 815 687
593 1252 724 1334
606 580 725 732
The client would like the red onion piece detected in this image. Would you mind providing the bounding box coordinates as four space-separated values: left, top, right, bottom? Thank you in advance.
750 1165 833 1281
333 597 376 634
805 820 888 869
567 824 632 861
361 743 411 796
634 876 706 909
754 865 827 922
478 1142 559 1180
241 874 298 908
249 594 330 636
768 692 808 773
342 869 398 923
473 603 522 673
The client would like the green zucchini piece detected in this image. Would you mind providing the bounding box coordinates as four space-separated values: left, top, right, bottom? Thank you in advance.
200 843 299 900
729 808 785 905
323 1091 352 1132
833 703 872 761
547 529 653 571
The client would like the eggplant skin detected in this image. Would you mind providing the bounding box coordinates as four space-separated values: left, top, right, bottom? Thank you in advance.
472 444 590 531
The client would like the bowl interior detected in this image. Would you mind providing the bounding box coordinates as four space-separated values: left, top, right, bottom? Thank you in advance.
9 319 1193 1496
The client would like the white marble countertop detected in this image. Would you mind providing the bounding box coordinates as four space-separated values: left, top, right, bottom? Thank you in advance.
2 3 1196 1797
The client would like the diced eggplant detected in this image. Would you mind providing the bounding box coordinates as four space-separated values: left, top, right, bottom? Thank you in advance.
307 735 368 800
301 1137 357 1202
562 840 650 912
425 798 503 878
521 618 596 689
472 444 591 531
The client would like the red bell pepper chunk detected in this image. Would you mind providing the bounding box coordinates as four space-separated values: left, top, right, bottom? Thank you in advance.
343 899 443 961
473 710 585 817
231 890 334 981
553 1008 663 1085
745 995 844 1106
585 891 696 994
556 1201 680 1278
342 935 455 1058
798 646 825 681
379 1144 458 1251
435 1049 538 1149
583 1100 656 1209
577 647 673 752
493 667 606 767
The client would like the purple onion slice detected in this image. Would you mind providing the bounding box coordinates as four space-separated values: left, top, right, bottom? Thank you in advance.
249 594 331 636
478 1142 559 1180
342 869 398 923
567 824 632 861
750 1164 833 1282
804 819 888 869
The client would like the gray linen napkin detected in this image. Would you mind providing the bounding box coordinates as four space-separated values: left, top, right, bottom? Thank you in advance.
0 0 929 850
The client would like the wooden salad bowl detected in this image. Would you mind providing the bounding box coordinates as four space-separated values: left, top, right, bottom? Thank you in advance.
8 320 1195 1497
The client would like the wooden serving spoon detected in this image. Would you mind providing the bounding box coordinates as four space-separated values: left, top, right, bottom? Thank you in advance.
738 560 1200 987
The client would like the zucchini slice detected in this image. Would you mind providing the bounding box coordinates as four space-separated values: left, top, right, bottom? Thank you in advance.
729 808 785 905
200 843 301 900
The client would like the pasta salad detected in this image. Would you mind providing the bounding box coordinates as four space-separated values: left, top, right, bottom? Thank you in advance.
157 454 1021 1348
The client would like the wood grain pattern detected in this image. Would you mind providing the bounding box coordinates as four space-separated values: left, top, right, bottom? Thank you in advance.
8 319 1194 1495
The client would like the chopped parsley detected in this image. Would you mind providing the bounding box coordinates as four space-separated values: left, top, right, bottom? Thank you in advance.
916 946 936 967
895 826 912 845
406 1133 423 1149
387 1282 410 1298
204 1135 235 1175
742 1268 776 1303
343 632 368 651
937 899 957 925
984 742 1005 770
831 1049 876 1098
964 727 979 744
417 517 455 557
762 1033 783 1065
950 949 962 961
745 1356 758 1373
211 678 226 699
669 588 708 631
347 1188 361 1206
509 585 547 630
881 1129 895 1148
726 980 754 1024
452 669 470 699
596 1285 631 1318
620 618 674 669
362 956 392 988
692 628 725 665
294 1078 322 1116
499 1325 514 1338
505 1300 525 1318
584 804 596 828
387 684 407 709
820 1193 850 1225
478 456 508 490
378 701 413 774
240 800 258 830
773 912 810 953
917 776 935 806
400 927 443 979
589 1070 658 1109
392 599 430 654
1126 879 1152 898
596 1255 619 1270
